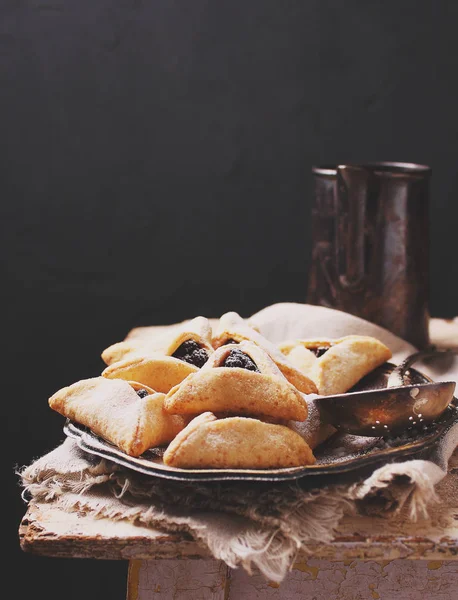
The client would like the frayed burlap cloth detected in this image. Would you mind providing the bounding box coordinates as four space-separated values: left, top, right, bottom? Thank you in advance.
20 304 458 582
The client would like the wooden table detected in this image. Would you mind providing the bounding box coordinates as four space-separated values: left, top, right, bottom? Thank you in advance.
19 318 458 599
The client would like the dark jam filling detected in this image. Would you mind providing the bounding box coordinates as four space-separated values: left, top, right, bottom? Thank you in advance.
172 339 209 368
136 388 149 398
224 338 239 345
222 348 260 372
310 346 330 358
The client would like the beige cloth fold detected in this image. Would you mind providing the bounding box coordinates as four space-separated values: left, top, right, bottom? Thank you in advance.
20 303 458 583
249 303 458 385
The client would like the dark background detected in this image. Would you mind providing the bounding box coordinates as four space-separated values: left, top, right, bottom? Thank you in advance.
4 1 458 598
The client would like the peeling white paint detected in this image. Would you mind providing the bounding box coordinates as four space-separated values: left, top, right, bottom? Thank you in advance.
133 559 458 599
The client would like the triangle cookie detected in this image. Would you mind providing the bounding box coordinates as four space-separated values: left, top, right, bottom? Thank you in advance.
279 335 392 395
164 341 308 421
102 316 214 393
212 312 317 394
163 412 316 469
49 377 186 456
102 316 213 366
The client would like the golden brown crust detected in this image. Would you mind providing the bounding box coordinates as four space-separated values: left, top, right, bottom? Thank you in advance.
205 340 284 374
279 339 333 354
101 317 214 393
212 312 317 394
101 341 139 366
102 355 199 394
127 381 156 394
163 412 316 469
49 377 186 457
101 316 213 366
164 342 308 421
278 344 318 376
279 336 392 395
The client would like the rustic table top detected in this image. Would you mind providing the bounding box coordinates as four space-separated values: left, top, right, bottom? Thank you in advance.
19 318 458 562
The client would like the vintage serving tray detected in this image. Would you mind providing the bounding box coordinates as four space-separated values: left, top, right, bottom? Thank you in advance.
64 398 458 483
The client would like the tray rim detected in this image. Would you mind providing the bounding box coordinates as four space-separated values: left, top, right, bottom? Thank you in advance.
63 400 458 482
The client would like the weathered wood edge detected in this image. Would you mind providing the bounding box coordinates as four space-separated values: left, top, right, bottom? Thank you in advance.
18 504 208 560
19 318 458 562
19 502 458 561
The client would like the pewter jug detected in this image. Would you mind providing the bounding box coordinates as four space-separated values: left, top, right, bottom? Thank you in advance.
307 162 431 348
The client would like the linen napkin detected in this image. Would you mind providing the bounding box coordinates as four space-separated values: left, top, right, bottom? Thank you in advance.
20 304 458 582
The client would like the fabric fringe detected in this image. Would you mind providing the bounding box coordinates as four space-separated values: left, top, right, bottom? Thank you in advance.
349 460 443 520
18 440 454 583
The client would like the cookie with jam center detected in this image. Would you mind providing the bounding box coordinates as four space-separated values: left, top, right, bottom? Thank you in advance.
278 336 392 396
163 412 316 469
222 347 260 372
49 377 187 457
101 316 213 393
211 311 317 394
171 339 209 368
164 341 308 421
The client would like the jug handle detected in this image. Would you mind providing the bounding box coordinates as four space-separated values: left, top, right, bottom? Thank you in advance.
336 165 370 290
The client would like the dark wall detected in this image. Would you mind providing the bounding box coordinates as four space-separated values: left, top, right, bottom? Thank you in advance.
4 2 458 598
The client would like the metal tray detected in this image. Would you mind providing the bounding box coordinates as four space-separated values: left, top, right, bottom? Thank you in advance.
64 398 458 483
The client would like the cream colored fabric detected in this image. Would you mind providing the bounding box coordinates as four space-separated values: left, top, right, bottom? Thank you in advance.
249 303 458 386
22 303 458 584
21 432 458 583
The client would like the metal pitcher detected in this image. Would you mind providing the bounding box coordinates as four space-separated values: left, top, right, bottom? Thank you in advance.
307 162 431 348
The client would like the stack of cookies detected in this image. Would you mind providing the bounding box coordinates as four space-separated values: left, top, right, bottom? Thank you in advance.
49 312 391 469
